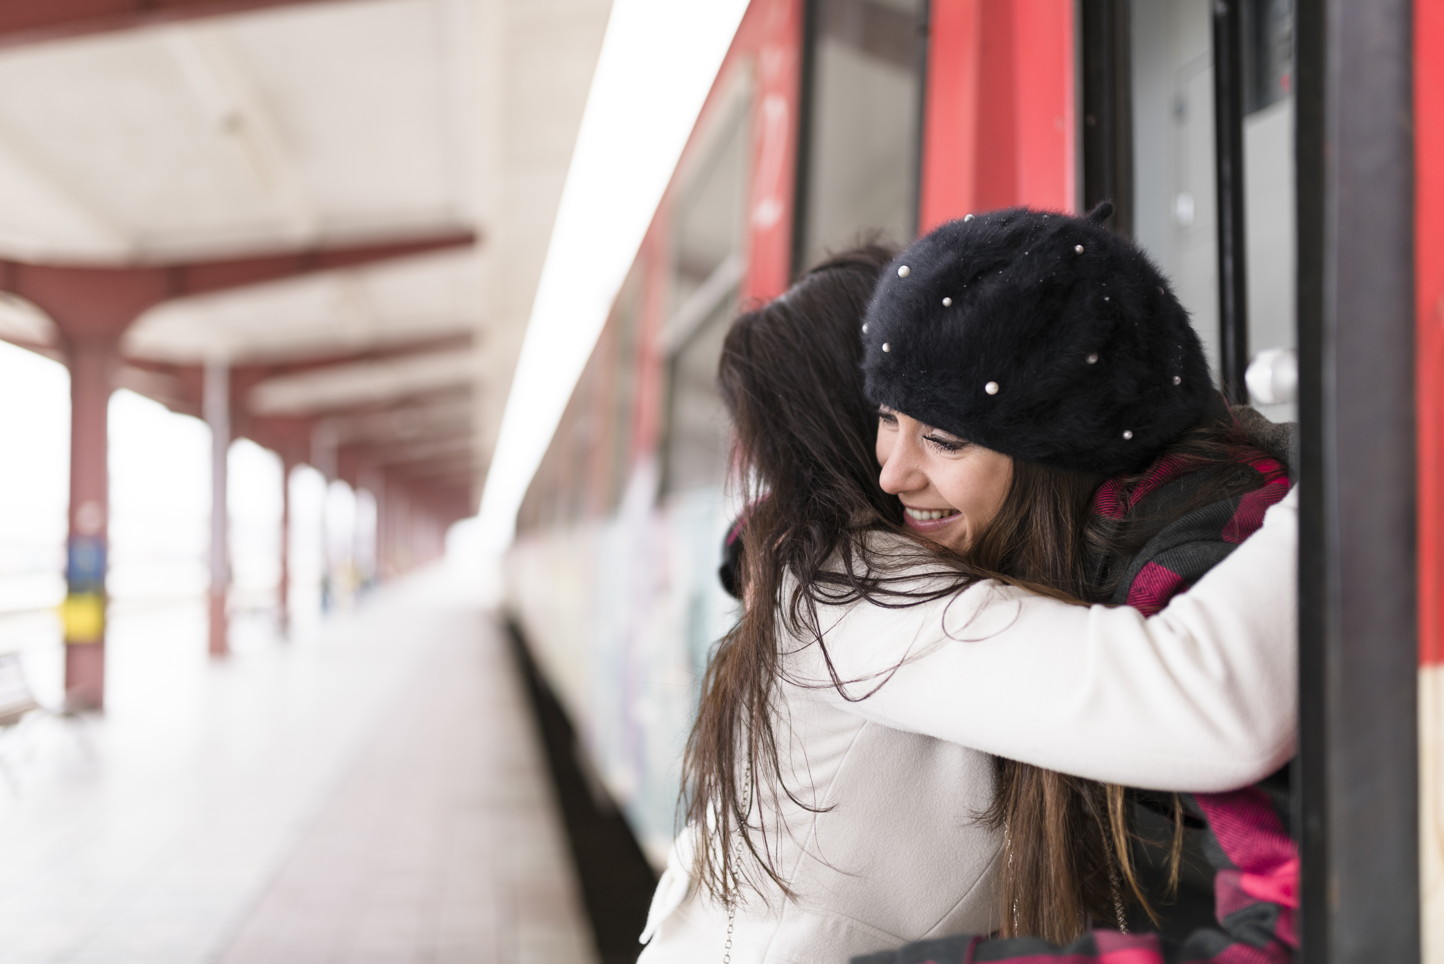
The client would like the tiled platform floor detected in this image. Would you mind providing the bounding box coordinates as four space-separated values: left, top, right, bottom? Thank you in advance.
0 568 595 964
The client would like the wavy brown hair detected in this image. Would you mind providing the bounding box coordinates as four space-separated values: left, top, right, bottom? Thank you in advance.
973 421 1278 942
685 245 1000 902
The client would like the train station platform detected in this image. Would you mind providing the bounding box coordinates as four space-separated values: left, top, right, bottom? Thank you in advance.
0 569 597 964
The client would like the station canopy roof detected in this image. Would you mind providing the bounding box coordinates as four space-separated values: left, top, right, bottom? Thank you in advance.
0 0 612 518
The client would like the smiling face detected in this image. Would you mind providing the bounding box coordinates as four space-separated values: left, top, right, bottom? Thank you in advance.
875 407 1014 554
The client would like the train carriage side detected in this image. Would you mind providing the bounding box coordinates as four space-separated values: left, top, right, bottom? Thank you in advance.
504 0 1440 958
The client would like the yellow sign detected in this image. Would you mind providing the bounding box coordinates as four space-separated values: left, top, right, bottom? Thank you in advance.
61 593 105 644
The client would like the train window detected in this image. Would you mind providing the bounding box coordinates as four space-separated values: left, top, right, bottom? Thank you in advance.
1239 0 1295 422
795 0 926 269
606 266 643 511
659 73 751 498
1130 0 1224 376
1242 0 1292 114
1126 0 1296 419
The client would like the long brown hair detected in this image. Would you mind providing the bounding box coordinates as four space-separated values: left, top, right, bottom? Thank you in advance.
687 246 1006 902
975 420 1280 942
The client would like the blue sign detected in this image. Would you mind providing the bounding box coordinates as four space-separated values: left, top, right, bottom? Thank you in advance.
66 537 107 590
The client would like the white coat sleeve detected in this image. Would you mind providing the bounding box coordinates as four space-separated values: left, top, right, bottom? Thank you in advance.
791 487 1298 792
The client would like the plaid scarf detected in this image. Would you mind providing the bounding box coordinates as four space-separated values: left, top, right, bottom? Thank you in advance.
1093 448 1291 615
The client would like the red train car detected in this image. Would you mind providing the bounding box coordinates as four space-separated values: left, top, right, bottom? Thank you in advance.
506 1 1440 959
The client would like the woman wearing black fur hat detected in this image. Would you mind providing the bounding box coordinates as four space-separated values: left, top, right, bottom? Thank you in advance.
638 222 1296 964
852 206 1298 961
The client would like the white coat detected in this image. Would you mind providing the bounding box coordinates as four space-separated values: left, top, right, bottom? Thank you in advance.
638 489 1298 964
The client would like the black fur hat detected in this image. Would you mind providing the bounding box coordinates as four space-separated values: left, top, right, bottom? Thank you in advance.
861 204 1219 476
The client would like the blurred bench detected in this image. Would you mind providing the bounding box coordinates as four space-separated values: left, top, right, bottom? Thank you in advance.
0 652 41 790
0 652 38 728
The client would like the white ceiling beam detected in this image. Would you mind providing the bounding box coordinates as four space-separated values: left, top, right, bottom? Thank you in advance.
249 349 478 415
331 397 476 444
369 432 475 466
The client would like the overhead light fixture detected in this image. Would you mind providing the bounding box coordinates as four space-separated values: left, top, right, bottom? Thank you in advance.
474 0 749 556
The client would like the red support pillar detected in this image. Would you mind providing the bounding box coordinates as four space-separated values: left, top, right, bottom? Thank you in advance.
205 360 231 658
374 484 389 583
61 337 116 711
0 231 474 705
278 456 293 634
393 486 411 576
363 474 382 588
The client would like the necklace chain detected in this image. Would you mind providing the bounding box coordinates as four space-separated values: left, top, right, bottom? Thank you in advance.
1106 858 1130 934
722 758 754 964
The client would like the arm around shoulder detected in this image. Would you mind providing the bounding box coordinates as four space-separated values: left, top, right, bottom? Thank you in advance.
802 488 1299 792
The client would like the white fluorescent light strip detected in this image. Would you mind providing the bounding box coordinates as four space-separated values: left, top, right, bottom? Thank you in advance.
475 0 751 553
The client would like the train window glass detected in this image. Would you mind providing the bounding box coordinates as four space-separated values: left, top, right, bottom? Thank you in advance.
1130 0 1222 375
797 0 925 268
1128 0 1296 419
1243 0 1292 113
662 291 740 496
607 266 643 510
1241 0 1295 422
660 72 751 497
559 372 594 525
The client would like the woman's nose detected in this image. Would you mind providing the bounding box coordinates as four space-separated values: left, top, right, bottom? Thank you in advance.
878 434 921 495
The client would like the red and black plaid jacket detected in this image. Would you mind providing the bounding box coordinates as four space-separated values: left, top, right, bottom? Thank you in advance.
854 449 1296 964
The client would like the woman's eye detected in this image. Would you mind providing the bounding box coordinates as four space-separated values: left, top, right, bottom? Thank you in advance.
925 435 965 453
877 411 897 427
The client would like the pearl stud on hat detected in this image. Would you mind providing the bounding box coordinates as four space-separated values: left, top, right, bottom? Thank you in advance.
984 381 1000 395
1086 353 1099 365
897 265 911 278
1074 244 1085 254
1122 430 1134 440
882 343 891 352
942 297 953 307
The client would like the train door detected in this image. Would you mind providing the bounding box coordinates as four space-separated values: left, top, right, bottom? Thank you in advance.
1076 0 1426 959
1292 1 1423 958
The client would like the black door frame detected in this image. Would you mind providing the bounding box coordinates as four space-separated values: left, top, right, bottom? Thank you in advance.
1079 0 1423 959
1296 0 1419 958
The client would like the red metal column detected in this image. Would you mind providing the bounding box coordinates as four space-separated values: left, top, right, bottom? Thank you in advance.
1415 0 1443 671
311 423 336 610
278 456 293 634
362 474 382 587
61 337 116 710
1414 1 1443 954
392 488 408 575
1010 0 1076 211
742 0 803 303
918 0 1075 230
375 481 391 582
629 231 670 466
0 232 473 704
205 360 231 657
